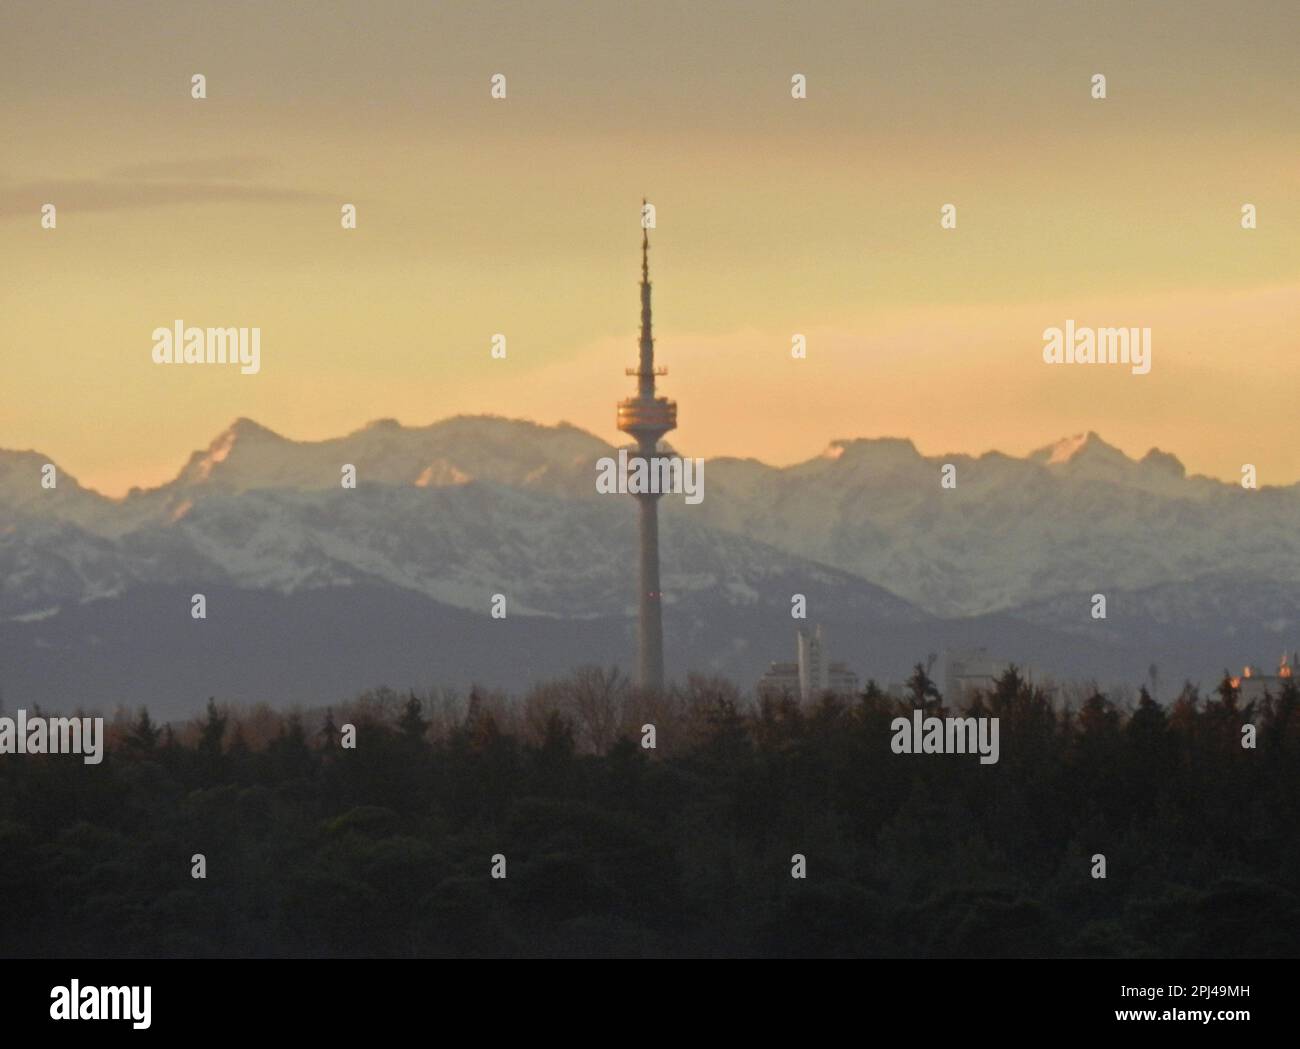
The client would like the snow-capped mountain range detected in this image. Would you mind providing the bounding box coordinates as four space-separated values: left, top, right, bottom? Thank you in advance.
2 416 1294 712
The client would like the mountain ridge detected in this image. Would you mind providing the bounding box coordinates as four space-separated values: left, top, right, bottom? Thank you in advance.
3 413 1295 709
2 414 1292 621
0 416 1254 504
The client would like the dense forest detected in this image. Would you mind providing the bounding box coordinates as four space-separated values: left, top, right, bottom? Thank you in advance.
1 666 1297 958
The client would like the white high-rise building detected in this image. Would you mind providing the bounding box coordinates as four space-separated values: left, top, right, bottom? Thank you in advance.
759 625 859 702
797 624 827 699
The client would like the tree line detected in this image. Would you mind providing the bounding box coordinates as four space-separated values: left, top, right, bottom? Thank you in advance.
1 665 1296 957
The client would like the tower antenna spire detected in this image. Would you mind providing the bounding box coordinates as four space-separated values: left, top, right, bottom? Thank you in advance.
641 200 650 283
638 203 654 396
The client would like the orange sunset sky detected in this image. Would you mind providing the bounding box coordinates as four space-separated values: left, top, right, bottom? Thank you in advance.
2 0 1298 496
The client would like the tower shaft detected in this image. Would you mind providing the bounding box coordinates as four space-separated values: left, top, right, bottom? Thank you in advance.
637 491 664 691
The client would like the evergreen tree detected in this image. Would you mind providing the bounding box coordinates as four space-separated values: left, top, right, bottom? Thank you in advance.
268 712 312 778
905 662 942 712
127 707 160 753
320 708 340 750
198 697 227 759
1128 686 1167 743
398 692 428 743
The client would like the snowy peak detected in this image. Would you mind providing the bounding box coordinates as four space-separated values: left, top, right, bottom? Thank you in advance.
823 436 920 460
1027 432 1188 485
803 436 922 475
177 417 286 485
1030 431 1127 467
171 417 295 492
157 414 612 498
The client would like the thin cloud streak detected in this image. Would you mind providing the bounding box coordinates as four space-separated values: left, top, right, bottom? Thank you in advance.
0 174 328 219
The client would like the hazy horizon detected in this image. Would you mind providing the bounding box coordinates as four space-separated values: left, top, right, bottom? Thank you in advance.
4 0 1299 495
0 410 1255 499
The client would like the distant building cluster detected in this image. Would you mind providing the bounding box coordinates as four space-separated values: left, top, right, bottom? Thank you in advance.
940 648 1015 704
877 647 1038 704
757 625 859 702
757 636 1041 706
1230 653 1297 702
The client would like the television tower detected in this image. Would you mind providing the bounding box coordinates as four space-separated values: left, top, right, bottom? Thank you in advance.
616 212 676 692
